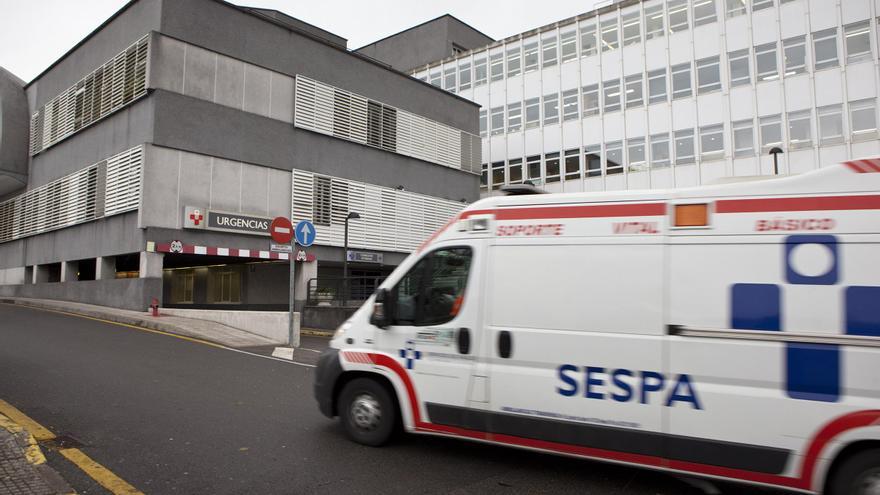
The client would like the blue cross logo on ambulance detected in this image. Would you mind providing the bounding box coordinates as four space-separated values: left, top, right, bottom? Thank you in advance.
556 365 702 409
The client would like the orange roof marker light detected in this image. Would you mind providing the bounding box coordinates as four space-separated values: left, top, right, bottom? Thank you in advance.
674 203 710 227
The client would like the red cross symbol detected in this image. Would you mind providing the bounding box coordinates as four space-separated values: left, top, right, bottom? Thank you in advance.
189 210 203 226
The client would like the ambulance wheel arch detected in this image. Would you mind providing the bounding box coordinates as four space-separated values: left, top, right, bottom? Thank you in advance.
824 445 880 495
334 362 417 433
816 427 880 493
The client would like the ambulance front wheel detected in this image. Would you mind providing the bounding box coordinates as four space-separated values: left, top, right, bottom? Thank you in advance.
339 377 397 446
827 448 880 495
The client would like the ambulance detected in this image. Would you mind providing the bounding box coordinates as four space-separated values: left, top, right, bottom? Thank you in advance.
314 159 880 495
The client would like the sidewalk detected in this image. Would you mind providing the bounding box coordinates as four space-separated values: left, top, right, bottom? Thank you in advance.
0 298 331 349
0 414 72 495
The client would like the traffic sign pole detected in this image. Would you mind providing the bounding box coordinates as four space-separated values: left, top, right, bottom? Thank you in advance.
289 243 298 348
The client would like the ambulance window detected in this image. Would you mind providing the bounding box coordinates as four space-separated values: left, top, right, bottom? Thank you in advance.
392 247 472 326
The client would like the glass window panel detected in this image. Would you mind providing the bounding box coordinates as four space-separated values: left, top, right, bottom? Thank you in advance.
814 28 839 70
648 68 667 103
627 137 647 171
674 129 695 164
430 71 441 87
818 104 844 145
726 0 746 17
732 119 755 157
479 109 487 137
752 0 773 11
650 133 671 168
605 141 623 174
543 93 560 125
561 30 578 62
601 18 619 52
845 21 872 63
506 47 521 78
783 36 806 76
480 163 488 190
526 155 542 182
474 56 488 86
542 36 558 67
700 124 725 159
760 114 783 150
545 152 561 182
645 5 665 40
525 97 540 129
603 79 621 112
668 0 689 33
507 102 522 132
490 106 505 135
850 98 878 139
787 110 812 149
564 149 580 179
625 73 643 108
693 0 718 27
491 161 505 189
623 12 641 46
582 84 600 116
580 22 598 57
697 56 721 93
490 53 504 82
755 42 779 81
459 62 471 90
584 145 602 177
508 158 523 184
523 41 539 72
671 63 692 99
729 48 751 87
444 67 456 92
562 89 579 121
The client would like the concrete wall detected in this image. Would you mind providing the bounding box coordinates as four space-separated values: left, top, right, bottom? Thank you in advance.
0 277 161 311
0 67 29 196
245 8 346 49
159 308 290 342
158 0 479 134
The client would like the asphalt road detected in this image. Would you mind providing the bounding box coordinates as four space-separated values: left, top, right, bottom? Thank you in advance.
0 303 788 495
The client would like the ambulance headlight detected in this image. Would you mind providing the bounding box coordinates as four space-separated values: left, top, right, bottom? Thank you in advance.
333 322 352 340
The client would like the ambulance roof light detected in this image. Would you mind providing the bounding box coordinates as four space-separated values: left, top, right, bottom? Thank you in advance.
500 183 547 195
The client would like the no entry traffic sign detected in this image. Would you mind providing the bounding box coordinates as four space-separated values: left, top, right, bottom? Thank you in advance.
269 216 293 244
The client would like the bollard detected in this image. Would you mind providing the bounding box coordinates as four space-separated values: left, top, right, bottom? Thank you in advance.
150 297 159 317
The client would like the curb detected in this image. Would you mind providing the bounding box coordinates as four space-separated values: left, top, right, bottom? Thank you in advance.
0 413 74 495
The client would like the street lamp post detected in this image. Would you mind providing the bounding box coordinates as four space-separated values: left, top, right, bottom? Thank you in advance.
343 212 361 304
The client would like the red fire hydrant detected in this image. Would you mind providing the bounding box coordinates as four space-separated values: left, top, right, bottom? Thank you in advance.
150 298 160 317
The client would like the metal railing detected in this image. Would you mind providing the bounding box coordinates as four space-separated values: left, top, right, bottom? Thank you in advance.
306 276 386 307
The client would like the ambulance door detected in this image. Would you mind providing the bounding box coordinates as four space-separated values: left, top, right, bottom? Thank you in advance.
373 241 485 423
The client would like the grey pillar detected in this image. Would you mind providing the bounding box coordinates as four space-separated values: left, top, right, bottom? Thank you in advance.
33 265 50 284
96 256 116 280
293 259 317 312
61 260 79 282
139 251 163 279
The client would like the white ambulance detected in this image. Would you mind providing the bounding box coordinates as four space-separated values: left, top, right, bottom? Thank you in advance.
314 159 880 495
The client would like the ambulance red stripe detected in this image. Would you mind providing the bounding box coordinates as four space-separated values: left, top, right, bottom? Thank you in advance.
845 159 880 173
716 194 880 213
462 203 666 221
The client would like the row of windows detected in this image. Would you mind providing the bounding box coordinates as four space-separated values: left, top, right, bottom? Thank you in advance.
477 23 874 137
479 98 878 189
420 6 873 95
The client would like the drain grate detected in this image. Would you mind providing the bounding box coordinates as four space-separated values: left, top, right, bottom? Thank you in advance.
40 435 86 450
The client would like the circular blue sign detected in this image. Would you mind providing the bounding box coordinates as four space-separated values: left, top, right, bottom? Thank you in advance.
294 220 317 247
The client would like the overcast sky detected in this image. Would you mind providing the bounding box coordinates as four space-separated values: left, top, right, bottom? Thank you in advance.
0 0 599 82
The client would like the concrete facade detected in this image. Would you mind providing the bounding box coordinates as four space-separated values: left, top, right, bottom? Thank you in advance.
0 68 29 198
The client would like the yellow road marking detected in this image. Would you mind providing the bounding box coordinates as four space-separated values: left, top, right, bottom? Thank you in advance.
0 414 46 465
0 398 143 495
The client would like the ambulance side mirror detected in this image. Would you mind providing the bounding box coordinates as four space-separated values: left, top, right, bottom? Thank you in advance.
370 288 392 329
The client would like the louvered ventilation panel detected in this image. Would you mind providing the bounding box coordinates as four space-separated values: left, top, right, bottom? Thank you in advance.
29 35 149 156
104 146 144 216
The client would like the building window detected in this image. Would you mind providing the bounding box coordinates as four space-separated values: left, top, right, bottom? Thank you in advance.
525 97 540 129
729 48 751 87
580 22 598 57
543 93 560 125
603 79 621 112
490 106 505 136
700 124 725 160
430 71 441 87
545 152 561 183
492 161 505 189
452 44 465 56
171 269 194 304
625 74 643 108
787 110 812 149
506 47 521 78
561 30 578 62
760 114 783 150
479 109 487 137
732 119 755 157
444 67 456 92
850 98 878 140
480 163 488 190
783 36 806 76
314 175 332 226
674 129 695 164
627 137 647 171
523 41 539 73
622 11 641 46
564 149 580 180
490 53 504 82
209 268 241 304
474 56 488 86
585 145 602 177
671 63 692 99
582 84 600 116
752 0 773 12
845 21 872 63
605 141 624 175
755 42 778 81
696 56 721 94
726 0 746 18
693 0 718 27
542 35 558 67
668 0 689 33
508 158 523 184
459 62 472 90
601 18 619 52
526 155 542 182
507 102 522 132
813 28 839 70
562 89 579 121
818 104 844 145
645 5 665 40
648 68 667 103
650 133 671 168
